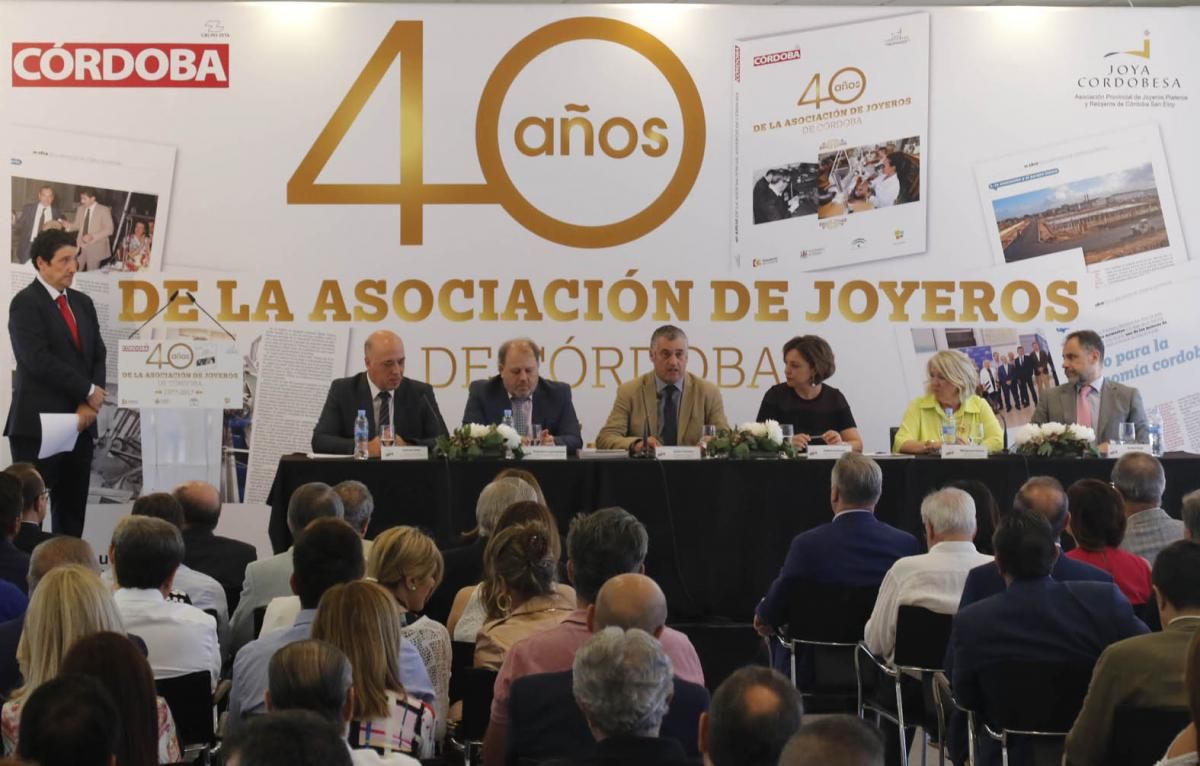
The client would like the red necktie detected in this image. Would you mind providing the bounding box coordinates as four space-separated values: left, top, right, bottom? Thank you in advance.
55 295 81 351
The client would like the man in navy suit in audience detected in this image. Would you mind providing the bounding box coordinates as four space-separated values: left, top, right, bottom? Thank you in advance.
949 508 1147 766
958 476 1111 610
754 453 921 648
462 338 582 453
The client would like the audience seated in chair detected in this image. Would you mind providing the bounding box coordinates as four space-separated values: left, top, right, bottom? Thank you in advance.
778 714 885 766
1 465 54 557
223 709 353 766
266 639 419 766
1065 540 1200 765
1066 479 1153 607
173 480 257 614
312 580 436 759
483 506 704 765
61 630 181 764
15 674 120 766
1113 453 1184 567
698 666 803 766
108 516 221 686
505 573 710 765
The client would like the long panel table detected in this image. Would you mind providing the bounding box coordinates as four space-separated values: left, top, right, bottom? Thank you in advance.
267 454 1200 623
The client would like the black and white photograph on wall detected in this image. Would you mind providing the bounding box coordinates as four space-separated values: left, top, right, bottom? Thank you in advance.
751 162 821 224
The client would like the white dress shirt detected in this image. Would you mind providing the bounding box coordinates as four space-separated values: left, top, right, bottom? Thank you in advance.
113 587 221 687
863 541 993 661
29 205 50 242
103 565 229 651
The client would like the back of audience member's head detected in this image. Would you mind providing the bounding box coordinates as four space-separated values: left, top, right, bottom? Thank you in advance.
266 639 352 728
567 507 649 605
831 453 883 509
494 468 547 507
172 480 222 531
28 536 97 592
702 666 803 766
1183 490 1200 541
0 473 23 541
61 632 159 766
495 500 561 558
16 564 123 702
366 525 443 613
481 520 558 619
1013 476 1069 538
1153 541 1200 615
130 491 185 529
920 488 977 541
333 480 373 536
286 482 344 537
592 573 667 636
110 515 184 590
221 710 352 766
1111 452 1166 507
474 477 538 538
3 463 43 517
311 581 405 722
572 627 672 739
1067 479 1127 551
17 674 119 766
778 715 885 766
946 479 998 554
993 507 1056 581
292 518 365 610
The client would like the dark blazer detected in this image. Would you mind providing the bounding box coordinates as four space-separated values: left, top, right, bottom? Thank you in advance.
311 373 447 453
0 541 30 595
958 553 1111 611
421 536 486 625
0 614 22 699
13 522 54 556
462 376 582 452
13 202 61 264
1021 353 1039 380
950 577 1148 766
544 734 698 766
182 526 258 614
5 279 105 439
507 670 709 766
757 511 921 628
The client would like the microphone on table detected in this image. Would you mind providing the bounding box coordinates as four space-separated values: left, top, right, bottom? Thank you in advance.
422 392 448 437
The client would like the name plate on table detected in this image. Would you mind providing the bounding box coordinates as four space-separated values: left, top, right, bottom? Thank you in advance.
655 446 703 461
381 446 429 461
806 444 853 460
523 445 567 460
1108 443 1151 458
119 339 242 409
941 445 988 460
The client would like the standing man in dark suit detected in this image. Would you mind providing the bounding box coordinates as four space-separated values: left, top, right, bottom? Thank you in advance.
173 480 257 614
462 338 582 452
3 464 56 555
11 185 61 265
994 353 1013 413
1021 344 1040 406
1011 345 1031 408
311 330 447 454
6 229 106 537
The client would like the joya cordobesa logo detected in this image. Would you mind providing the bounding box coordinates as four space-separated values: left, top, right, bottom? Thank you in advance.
10 42 229 87
1077 32 1182 90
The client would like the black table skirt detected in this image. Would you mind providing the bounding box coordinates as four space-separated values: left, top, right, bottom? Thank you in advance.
267 453 1200 622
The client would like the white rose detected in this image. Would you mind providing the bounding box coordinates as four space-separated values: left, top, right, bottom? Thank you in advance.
1067 423 1096 442
494 423 522 449
748 422 768 438
737 422 758 435
467 423 490 439
764 419 784 446
1040 422 1066 437
1011 424 1042 447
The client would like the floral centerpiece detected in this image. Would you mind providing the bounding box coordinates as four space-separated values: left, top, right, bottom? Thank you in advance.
705 420 796 460
435 423 524 460
1010 422 1099 458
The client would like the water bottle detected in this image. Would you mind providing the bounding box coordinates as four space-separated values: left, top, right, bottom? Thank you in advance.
501 409 515 458
353 409 369 460
1149 409 1163 457
941 407 957 446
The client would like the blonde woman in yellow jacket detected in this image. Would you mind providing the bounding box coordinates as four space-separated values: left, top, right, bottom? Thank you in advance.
894 350 1004 454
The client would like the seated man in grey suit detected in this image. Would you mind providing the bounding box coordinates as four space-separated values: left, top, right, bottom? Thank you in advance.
1031 329 1147 454
228 482 343 654
462 338 582 452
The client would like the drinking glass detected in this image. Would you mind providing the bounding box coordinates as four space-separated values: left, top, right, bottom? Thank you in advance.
379 423 395 447
779 423 795 444
970 422 986 446
1118 422 1136 445
532 423 544 444
702 424 717 457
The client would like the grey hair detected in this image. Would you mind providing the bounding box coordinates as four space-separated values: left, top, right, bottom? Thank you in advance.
920 488 977 537
831 453 883 508
110 516 185 590
1182 490 1200 540
334 480 374 534
650 325 687 350
572 627 673 738
498 338 542 367
475 477 538 537
287 482 344 536
1111 452 1166 504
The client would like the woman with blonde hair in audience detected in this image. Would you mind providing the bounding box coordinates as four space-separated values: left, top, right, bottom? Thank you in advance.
368 525 452 741
1 564 125 754
447 501 569 641
61 631 181 765
894 349 1003 454
473 519 574 670
312 581 436 758
1159 630 1200 764
494 468 547 507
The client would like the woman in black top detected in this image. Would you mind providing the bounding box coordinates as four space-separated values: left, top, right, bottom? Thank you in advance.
756 335 863 452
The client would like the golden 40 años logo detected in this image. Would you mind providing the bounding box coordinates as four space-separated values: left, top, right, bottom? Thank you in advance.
288 17 706 248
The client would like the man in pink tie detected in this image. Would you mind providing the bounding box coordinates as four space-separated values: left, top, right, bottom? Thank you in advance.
5 229 107 537
1031 330 1148 455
